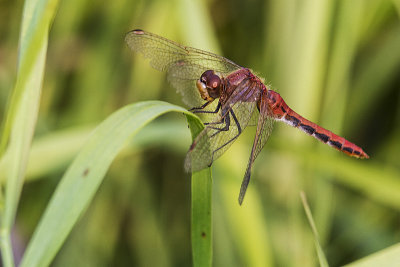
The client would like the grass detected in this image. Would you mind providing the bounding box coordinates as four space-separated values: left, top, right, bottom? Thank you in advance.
0 0 60 265
0 0 399 266
18 101 208 266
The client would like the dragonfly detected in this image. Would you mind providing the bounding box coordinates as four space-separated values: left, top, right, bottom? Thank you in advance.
125 29 369 205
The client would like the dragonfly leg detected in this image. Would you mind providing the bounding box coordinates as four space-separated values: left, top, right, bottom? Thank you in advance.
189 101 211 112
204 120 224 126
204 109 225 126
208 109 242 166
192 102 225 126
190 102 221 114
209 112 231 137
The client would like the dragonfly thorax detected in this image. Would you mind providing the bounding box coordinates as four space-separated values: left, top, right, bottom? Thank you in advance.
196 70 222 101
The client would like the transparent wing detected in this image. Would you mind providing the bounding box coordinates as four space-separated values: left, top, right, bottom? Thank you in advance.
185 80 261 172
125 30 242 107
238 92 275 205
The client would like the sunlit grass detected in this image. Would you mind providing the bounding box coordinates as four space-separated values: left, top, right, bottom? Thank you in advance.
20 101 205 266
0 0 399 266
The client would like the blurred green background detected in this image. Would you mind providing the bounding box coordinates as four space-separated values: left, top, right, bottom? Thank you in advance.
1 0 400 266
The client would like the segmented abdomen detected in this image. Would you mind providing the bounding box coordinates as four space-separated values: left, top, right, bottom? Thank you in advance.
268 90 369 159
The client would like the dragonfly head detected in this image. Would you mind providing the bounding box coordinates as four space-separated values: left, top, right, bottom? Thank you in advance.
196 70 222 101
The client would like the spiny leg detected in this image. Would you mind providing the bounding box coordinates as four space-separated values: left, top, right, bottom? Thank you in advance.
190 102 225 126
202 102 225 126
208 109 242 165
189 101 212 112
209 111 231 137
190 102 221 114
204 119 225 127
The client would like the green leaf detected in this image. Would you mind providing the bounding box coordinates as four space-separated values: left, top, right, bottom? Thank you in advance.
300 192 329 267
19 101 202 267
186 115 213 267
191 168 213 267
344 243 400 267
0 0 60 266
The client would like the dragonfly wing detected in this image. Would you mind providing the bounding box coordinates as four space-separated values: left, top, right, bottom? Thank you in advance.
185 101 258 172
125 30 242 107
238 92 274 205
166 61 216 107
185 80 260 172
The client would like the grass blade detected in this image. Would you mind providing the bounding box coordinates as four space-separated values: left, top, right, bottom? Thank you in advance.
19 101 201 267
300 192 329 267
186 115 213 267
0 0 59 266
344 243 400 267
191 168 212 267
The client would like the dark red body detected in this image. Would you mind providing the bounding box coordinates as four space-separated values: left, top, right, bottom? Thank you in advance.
266 90 368 158
126 29 369 205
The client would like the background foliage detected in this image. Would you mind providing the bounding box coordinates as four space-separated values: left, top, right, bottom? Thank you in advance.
1 0 399 266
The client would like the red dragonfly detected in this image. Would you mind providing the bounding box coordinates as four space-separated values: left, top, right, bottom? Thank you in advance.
125 30 369 205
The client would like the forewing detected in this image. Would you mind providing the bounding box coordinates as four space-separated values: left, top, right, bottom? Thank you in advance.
125 30 242 107
238 92 274 205
185 80 261 172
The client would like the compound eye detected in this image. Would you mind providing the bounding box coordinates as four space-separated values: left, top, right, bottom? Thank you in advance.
200 70 221 89
208 75 221 89
201 70 214 83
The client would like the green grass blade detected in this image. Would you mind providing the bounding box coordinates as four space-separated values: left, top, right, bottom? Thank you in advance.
17 126 94 182
300 192 329 267
0 0 59 266
391 0 400 19
0 120 193 183
19 101 202 267
191 169 212 267
344 243 400 267
186 115 213 267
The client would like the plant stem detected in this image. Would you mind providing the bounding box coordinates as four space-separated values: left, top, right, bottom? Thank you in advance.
0 228 15 267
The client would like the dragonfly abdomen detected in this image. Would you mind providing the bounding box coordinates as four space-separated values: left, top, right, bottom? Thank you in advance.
295 116 369 159
268 90 369 159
